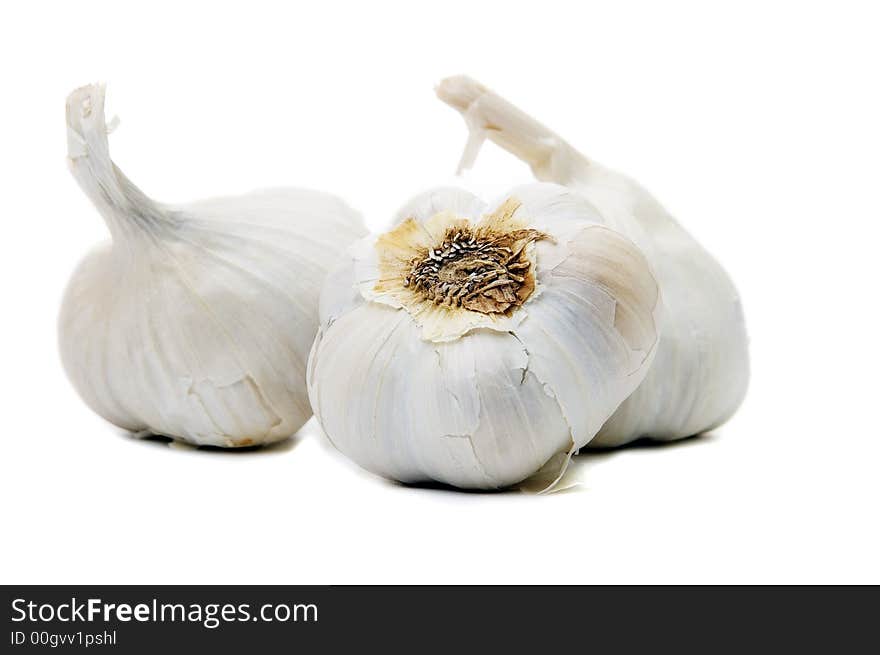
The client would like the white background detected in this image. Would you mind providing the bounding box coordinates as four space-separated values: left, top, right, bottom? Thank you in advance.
1 1 878 584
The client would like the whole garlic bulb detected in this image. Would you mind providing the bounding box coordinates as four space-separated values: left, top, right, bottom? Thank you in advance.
60 84 365 447
308 184 661 489
436 76 750 447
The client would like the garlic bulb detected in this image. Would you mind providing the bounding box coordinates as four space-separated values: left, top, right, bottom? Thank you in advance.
308 184 661 489
60 84 365 447
436 76 749 447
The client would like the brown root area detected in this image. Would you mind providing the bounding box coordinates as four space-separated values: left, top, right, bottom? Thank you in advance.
404 225 547 315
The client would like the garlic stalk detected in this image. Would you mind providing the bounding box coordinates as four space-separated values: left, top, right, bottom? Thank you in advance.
308 184 661 489
60 84 366 447
436 76 749 446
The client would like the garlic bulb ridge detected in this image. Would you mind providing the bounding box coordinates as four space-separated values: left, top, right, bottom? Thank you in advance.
60 84 366 447
308 184 661 489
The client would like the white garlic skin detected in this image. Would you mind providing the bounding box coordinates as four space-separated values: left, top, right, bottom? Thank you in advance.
308 185 661 489
572 168 748 446
437 76 749 447
60 85 366 447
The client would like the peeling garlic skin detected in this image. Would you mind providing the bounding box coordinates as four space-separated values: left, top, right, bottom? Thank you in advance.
308 185 661 489
60 85 366 447
436 76 750 446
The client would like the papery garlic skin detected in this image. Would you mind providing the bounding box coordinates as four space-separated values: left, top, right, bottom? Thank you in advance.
308 185 661 489
60 84 366 447
437 76 749 447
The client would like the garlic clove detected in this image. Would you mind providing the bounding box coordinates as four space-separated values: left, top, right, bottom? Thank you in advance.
513 224 661 450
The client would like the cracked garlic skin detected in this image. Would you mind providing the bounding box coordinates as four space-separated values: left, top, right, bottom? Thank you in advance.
437 76 750 447
60 85 366 447
308 185 661 489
